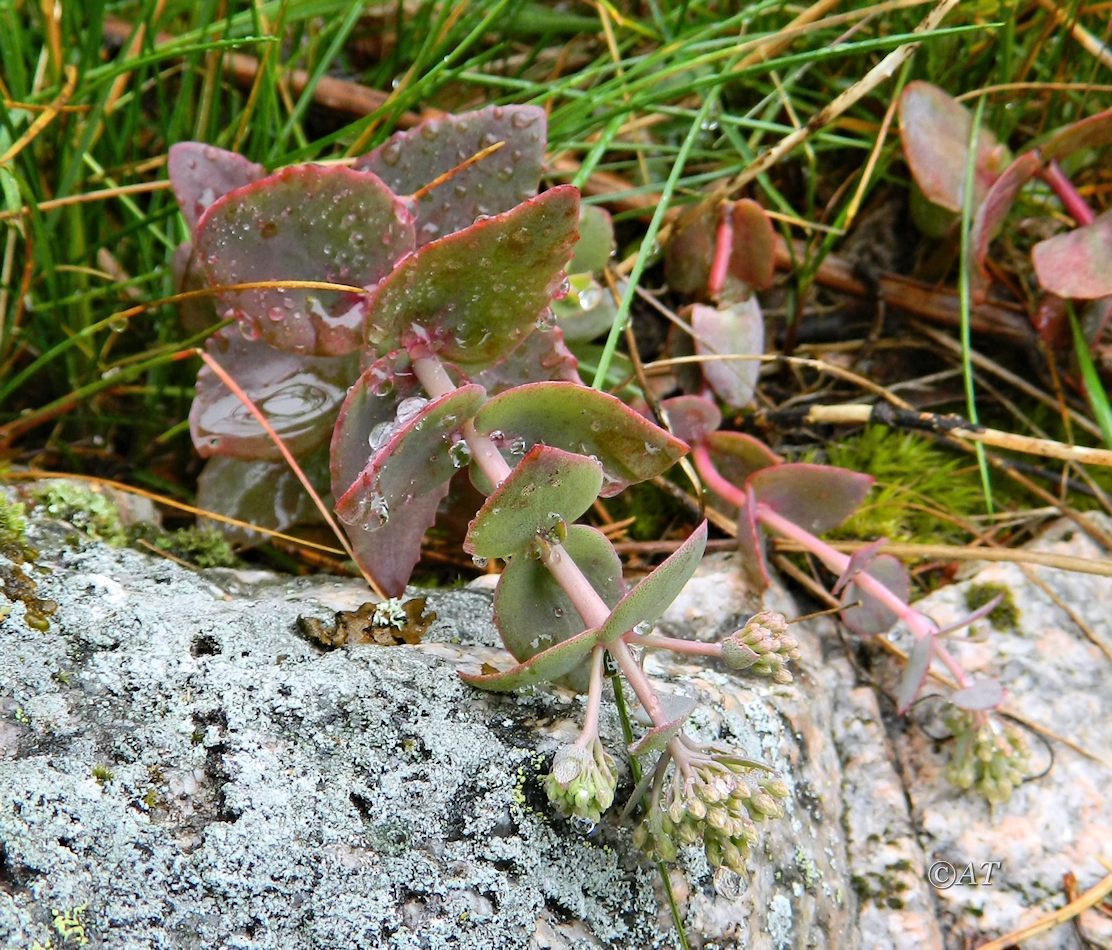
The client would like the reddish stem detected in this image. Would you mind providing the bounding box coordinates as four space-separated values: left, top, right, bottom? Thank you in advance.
706 202 734 300
1040 160 1096 227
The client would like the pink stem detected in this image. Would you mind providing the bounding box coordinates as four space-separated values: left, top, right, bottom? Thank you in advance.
756 503 972 688
692 442 747 509
1040 160 1096 227
706 202 734 300
628 633 722 660
578 646 606 743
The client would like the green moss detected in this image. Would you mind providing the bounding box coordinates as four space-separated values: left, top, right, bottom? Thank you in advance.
965 582 1020 632
128 524 239 569
32 481 125 546
91 764 114 786
814 426 983 544
0 491 31 561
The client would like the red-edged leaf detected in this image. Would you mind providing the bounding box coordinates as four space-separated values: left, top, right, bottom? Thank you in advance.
167 142 264 233
190 329 358 461
950 678 1004 711
705 432 781 506
465 445 604 559
729 199 775 291
660 395 722 445
195 164 415 355
595 521 707 642
969 152 1042 298
472 381 688 496
831 537 890 596
329 350 422 499
460 624 603 693
1040 108 1112 162
172 242 219 333
895 634 933 714
355 105 546 244
494 524 625 692
691 299 764 408
898 81 1010 212
466 326 581 392
839 554 909 636
749 463 873 535
737 485 770 592
364 186 579 367
1032 211 1112 299
664 199 715 295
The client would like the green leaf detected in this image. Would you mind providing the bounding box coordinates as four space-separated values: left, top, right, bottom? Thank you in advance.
195 165 415 355
465 445 604 559
364 185 580 367
494 524 625 691
629 694 697 756
459 625 603 693
595 521 707 642
568 205 615 274
473 381 688 496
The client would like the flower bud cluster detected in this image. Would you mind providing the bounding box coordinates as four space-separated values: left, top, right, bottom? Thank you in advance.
944 709 1028 804
544 739 618 824
721 610 801 684
632 751 790 875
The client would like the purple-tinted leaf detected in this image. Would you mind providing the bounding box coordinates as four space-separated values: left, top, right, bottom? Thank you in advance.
355 104 546 244
195 164 415 356
596 521 707 642
749 463 873 535
691 299 764 408
196 451 328 546
190 329 358 461
466 326 581 393
629 694 697 756
494 524 625 692
167 142 264 233
704 432 781 502
729 199 775 291
935 592 1004 636
329 350 422 499
898 81 1010 213
831 537 889 596
365 186 579 367
553 274 618 342
172 243 219 333
334 386 485 597
839 554 909 636
1041 108 1112 162
895 634 933 714
460 624 603 693
736 485 770 591
664 199 715 295
472 381 688 496
465 445 604 559
950 678 1004 711
660 395 722 445
1032 211 1112 299
970 152 1042 297
568 205 615 275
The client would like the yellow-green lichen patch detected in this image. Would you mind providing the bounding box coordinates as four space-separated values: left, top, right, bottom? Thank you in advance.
32 481 126 546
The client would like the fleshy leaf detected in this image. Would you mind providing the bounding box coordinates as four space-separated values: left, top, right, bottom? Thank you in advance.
334 386 485 596
895 634 933 714
749 463 873 535
330 350 421 498
691 299 763 408
472 381 688 496
898 81 1010 213
167 142 264 233
1032 211 1112 299
364 185 579 367
705 432 781 499
950 678 1005 711
196 451 328 546
831 537 889 596
464 445 603 559
1040 108 1112 162
629 694 697 756
969 152 1042 297
664 199 716 295
839 554 909 636
736 485 770 591
172 243 219 333
553 274 619 342
660 395 722 445
467 326 581 393
568 205 615 274
195 164 415 356
595 521 708 642
460 625 603 693
190 329 358 461
494 524 625 691
728 199 775 291
355 105 546 244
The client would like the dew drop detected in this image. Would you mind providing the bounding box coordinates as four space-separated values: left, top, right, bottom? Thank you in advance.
368 492 390 527
509 437 527 455
380 141 403 166
535 307 556 331
107 316 128 333
570 815 595 836
266 306 285 322
448 439 472 469
396 395 429 425
489 430 505 442
368 420 396 450
510 110 536 129
579 285 602 310
472 555 489 569
238 321 260 341
553 606 565 619
633 621 652 637
590 419 602 433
